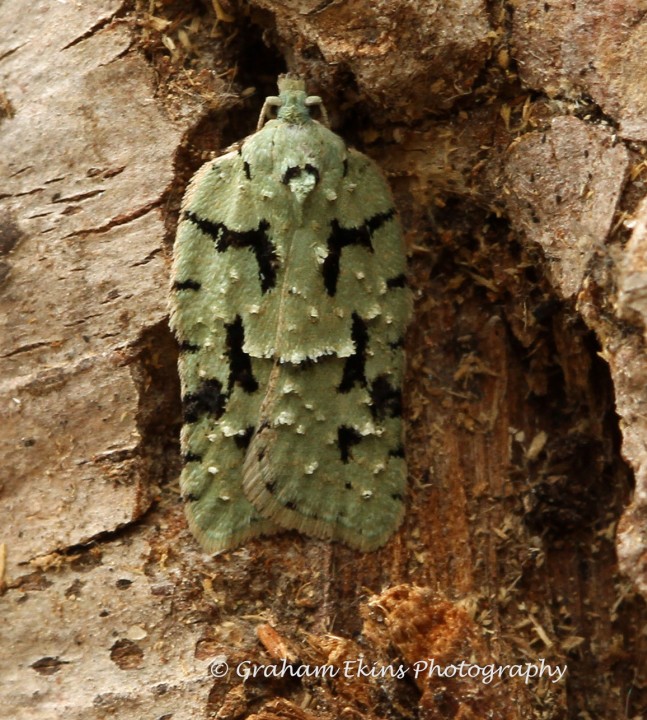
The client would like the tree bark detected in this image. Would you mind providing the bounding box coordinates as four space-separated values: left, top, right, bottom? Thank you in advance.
1 1 645 718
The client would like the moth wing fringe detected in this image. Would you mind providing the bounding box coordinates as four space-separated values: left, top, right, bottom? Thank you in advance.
185 506 281 553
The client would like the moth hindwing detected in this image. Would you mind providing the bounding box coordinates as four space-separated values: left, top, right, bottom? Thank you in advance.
169 75 411 552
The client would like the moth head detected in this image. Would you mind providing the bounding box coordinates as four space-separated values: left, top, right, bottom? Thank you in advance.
260 74 328 127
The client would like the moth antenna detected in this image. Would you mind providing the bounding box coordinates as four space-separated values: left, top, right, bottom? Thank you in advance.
257 96 282 131
305 95 330 127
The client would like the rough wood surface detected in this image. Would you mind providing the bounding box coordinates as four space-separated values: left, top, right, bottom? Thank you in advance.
0 0 182 575
1 1 646 719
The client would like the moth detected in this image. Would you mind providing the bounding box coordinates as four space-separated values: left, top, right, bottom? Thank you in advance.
170 75 411 552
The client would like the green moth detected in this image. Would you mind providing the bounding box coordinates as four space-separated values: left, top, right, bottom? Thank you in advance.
170 75 411 552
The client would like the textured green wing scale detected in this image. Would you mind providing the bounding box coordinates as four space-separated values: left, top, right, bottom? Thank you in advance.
169 76 411 552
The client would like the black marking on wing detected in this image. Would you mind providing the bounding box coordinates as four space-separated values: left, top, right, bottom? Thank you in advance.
225 316 259 394
243 161 251 180
386 273 407 289
181 320 258 425
234 426 255 450
305 164 320 183
369 375 402 420
389 337 405 350
389 445 405 458
182 378 226 423
282 164 320 185
338 313 368 392
282 166 301 184
391 493 404 502
342 158 349 177
322 209 395 296
367 209 396 233
182 493 201 503
184 211 278 293
338 425 363 463
174 279 201 291
179 341 200 353
183 452 203 463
